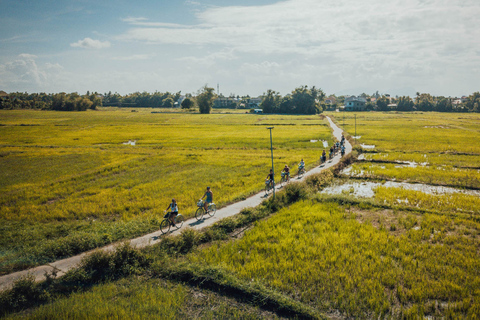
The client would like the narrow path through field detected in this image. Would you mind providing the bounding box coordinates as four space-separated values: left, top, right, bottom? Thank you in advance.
0 116 351 291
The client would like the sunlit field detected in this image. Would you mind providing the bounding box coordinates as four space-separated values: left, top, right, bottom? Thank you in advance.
0 108 332 274
5 277 280 320
3 110 480 319
328 112 480 189
189 200 480 318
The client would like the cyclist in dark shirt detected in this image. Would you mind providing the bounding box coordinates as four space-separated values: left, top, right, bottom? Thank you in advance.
266 169 274 187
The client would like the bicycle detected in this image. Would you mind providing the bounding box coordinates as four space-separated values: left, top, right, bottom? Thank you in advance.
160 212 185 234
265 179 275 195
280 172 290 186
297 166 306 178
195 199 216 220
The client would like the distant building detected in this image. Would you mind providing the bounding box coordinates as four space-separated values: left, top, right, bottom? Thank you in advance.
325 96 337 105
214 96 238 108
247 97 262 108
344 96 366 111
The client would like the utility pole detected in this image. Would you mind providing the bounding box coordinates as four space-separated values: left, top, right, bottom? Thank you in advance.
355 114 357 139
267 127 275 199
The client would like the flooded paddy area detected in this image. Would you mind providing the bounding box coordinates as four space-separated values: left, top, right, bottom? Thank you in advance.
321 179 480 199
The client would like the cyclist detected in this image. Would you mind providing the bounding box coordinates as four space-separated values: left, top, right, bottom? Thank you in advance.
299 159 305 170
298 159 305 175
341 145 346 157
164 198 178 226
329 146 334 159
266 169 274 188
321 150 326 163
282 164 290 182
201 187 213 213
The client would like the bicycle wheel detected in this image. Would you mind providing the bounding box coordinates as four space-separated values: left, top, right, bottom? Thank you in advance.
208 204 216 217
160 219 171 234
195 207 204 220
174 214 184 229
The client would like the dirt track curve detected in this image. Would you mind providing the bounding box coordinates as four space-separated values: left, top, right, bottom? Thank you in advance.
0 116 352 291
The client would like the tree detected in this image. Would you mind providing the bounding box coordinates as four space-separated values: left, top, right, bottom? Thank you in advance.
196 86 215 114
397 96 414 111
260 90 280 113
181 97 195 109
163 97 174 108
465 92 480 112
375 96 389 111
416 93 434 111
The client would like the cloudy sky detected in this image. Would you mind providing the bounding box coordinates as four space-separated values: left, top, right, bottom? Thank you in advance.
1 0 479 97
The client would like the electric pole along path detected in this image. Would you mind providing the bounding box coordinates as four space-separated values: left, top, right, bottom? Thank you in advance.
0 116 352 291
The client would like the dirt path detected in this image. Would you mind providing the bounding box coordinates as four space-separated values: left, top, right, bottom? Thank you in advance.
0 116 351 291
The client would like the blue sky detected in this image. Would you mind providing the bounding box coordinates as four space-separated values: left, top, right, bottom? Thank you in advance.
1 0 479 97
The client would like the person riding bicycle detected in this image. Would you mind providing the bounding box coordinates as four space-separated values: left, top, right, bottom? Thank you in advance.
298 159 305 170
282 165 290 181
321 149 326 163
266 169 274 188
201 187 213 213
341 145 346 156
164 198 178 226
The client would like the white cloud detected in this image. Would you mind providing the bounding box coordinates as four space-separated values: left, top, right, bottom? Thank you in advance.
0 54 46 91
112 54 156 61
70 37 111 49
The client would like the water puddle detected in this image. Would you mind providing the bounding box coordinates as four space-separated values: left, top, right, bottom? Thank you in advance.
360 144 375 149
394 161 428 168
321 181 480 198
123 140 136 146
310 140 318 143
323 141 329 148
352 136 361 139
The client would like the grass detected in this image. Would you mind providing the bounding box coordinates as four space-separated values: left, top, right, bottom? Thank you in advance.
327 112 480 190
3 110 480 319
188 199 480 318
0 108 333 274
346 162 480 189
373 185 480 214
2 167 480 319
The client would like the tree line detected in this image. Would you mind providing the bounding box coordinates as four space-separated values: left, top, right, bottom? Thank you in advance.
102 91 182 108
0 90 182 111
260 86 325 115
1 88 479 114
329 92 480 113
0 92 102 111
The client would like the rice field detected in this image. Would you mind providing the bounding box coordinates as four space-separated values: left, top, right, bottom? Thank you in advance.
188 200 480 318
2 110 480 319
0 108 333 274
329 112 480 189
5 277 281 320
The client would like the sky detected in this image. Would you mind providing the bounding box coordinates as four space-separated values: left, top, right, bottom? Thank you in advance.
1 0 479 98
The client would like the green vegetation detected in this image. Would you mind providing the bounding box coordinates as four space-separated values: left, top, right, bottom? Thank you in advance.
261 86 325 114
2 166 479 319
332 112 480 189
0 109 332 274
2 110 480 319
